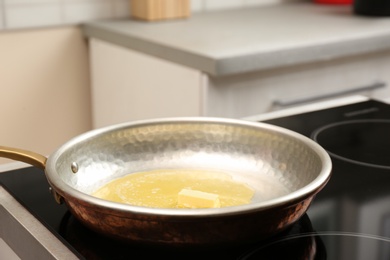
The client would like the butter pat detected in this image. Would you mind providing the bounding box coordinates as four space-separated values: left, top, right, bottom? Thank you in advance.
178 189 221 208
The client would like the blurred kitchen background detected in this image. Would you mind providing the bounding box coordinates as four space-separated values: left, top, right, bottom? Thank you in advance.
1 0 389 165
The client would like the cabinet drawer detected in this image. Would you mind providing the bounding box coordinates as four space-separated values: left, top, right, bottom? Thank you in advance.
205 51 390 118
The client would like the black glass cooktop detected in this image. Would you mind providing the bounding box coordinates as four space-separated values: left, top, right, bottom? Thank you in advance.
1 99 390 259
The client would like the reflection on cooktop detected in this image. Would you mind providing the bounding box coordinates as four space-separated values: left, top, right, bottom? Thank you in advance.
240 232 390 260
312 119 390 169
59 212 316 260
238 214 324 260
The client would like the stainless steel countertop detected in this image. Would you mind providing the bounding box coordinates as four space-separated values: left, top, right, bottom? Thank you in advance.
83 3 390 76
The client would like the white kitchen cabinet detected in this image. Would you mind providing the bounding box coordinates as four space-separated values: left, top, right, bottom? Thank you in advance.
90 38 204 128
206 51 390 117
90 38 390 128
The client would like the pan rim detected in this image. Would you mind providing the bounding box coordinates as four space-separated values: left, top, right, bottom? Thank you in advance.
45 116 332 217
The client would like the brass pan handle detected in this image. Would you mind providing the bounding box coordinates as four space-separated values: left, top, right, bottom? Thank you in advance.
0 146 64 204
0 145 47 170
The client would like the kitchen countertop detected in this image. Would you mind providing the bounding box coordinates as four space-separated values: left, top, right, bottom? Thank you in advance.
83 2 390 76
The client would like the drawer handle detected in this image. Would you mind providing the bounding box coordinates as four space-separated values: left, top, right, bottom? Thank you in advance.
273 81 387 108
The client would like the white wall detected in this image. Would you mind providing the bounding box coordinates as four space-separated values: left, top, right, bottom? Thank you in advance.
0 0 303 30
192 0 302 12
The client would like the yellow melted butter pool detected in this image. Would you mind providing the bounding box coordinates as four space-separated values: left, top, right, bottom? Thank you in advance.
92 169 255 208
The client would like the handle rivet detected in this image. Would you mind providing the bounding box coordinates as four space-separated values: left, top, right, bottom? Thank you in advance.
71 162 79 173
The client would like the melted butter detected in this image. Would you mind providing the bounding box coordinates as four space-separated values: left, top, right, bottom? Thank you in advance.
92 169 255 208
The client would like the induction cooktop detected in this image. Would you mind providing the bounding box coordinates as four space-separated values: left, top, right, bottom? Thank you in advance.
1 99 390 259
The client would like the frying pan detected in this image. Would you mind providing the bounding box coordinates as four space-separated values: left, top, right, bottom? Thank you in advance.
0 117 332 247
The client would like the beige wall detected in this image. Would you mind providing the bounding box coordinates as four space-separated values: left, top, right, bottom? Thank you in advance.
0 26 92 165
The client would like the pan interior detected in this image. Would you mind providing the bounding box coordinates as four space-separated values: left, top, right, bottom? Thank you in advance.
50 120 324 207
